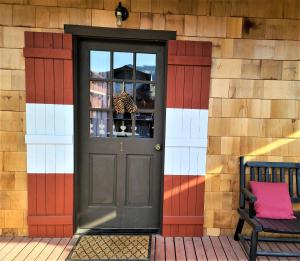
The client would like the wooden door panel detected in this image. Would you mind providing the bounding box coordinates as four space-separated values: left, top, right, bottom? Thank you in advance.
89 154 117 205
77 39 165 231
126 155 152 206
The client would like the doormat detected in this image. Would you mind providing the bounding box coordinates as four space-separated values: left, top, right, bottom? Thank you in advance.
67 235 151 260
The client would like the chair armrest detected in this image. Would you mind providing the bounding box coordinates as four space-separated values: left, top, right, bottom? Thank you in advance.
241 188 257 203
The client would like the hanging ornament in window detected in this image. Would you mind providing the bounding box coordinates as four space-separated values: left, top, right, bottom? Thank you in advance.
113 82 137 114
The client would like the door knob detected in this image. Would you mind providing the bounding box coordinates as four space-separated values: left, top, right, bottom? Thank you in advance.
154 144 161 151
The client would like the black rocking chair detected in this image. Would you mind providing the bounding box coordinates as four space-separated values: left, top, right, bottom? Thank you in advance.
234 156 300 261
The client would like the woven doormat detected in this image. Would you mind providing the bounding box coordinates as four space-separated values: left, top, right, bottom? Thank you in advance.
67 235 151 261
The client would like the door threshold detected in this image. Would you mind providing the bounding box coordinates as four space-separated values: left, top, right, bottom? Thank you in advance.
75 228 160 235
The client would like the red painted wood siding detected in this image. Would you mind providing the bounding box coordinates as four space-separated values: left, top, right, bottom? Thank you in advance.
163 175 205 237
166 40 212 109
24 32 73 105
163 40 212 237
24 32 74 237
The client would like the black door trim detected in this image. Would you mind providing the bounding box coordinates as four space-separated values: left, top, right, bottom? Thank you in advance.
65 24 176 42
68 25 175 235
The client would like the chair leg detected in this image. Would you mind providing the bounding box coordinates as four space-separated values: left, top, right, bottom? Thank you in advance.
234 218 244 241
249 230 258 261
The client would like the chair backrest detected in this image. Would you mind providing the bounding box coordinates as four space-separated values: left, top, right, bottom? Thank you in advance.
240 156 300 208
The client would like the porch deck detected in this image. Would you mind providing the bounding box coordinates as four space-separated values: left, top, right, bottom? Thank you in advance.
0 235 299 260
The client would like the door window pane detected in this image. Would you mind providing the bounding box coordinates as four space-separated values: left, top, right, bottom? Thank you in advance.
90 81 110 109
113 52 133 79
113 82 133 96
113 112 132 137
90 111 110 137
90 51 110 79
135 113 154 138
136 53 156 81
136 83 155 109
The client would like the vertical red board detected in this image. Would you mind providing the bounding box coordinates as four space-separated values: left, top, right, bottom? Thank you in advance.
171 176 180 236
25 58 35 103
195 176 205 236
43 32 53 48
25 32 34 48
34 32 44 48
46 174 56 237
175 41 185 108
34 59 45 103
53 33 63 49
162 176 173 236
63 60 73 104
192 66 202 109
187 176 197 236
36 174 46 236
28 174 37 236
54 60 64 104
55 174 65 237
45 59 55 104
178 175 189 235
63 34 72 49
183 66 194 108
167 41 177 108
201 67 210 109
64 174 73 236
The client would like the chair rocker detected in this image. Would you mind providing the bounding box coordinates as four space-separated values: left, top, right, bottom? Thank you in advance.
234 156 300 261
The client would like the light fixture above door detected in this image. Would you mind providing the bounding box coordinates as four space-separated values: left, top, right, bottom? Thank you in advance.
115 2 129 27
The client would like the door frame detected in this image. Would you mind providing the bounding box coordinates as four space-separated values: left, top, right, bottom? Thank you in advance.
64 25 176 234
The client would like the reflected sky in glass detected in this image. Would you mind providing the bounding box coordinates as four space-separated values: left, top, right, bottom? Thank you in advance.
113 52 133 69
90 51 110 79
136 53 156 81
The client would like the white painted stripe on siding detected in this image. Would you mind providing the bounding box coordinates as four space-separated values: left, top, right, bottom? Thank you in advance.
26 103 74 174
27 144 74 174
164 108 208 176
26 103 74 136
25 135 73 144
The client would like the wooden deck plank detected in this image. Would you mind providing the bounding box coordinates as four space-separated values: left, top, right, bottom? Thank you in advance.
0 237 23 259
24 237 51 261
165 237 176 261
219 236 238 260
174 237 186 261
210 236 228 260
47 237 70 260
4 237 32 261
150 235 155 261
275 243 298 261
202 236 217 260
184 237 197 261
258 242 272 261
0 237 13 251
36 237 61 261
57 236 79 261
227 236 248 261
14 238 41 261
155 235 165 261
193 237 207 260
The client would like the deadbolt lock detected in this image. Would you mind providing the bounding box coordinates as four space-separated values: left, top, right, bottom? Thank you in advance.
154 144 161 151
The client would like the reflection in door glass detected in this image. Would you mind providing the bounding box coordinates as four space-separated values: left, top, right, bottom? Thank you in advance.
136 83 155 109
113 112 132 137
113 82 133 96
90 51 110 79
90 81 110 109
135 113 154 138
113 52 133 79
136 53 156 81
90 111 110 137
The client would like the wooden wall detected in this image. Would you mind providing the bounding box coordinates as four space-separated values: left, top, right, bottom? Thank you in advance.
0 0 300 236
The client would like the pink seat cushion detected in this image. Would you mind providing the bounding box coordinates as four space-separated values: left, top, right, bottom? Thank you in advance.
250 181 296 219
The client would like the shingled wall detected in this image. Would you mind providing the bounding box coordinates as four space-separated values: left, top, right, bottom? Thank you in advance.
0 0 300 236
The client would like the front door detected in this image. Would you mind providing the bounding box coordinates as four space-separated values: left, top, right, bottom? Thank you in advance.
77 39 165 231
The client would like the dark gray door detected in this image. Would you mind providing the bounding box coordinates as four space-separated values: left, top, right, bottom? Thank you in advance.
77 39 165 231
